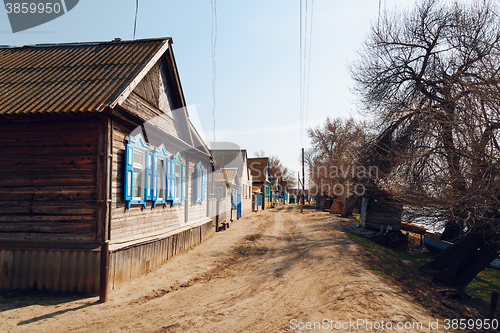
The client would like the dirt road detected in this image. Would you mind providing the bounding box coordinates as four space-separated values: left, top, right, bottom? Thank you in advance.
0 207 448 332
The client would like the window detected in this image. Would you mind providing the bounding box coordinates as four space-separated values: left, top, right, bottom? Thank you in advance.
125 141 188 208
171 152 186 205
158 158 166 200
197 169 202 200
124 134 150 209
195 162 206 204
132 150 144 199
153 144 170 208
232 189 237 209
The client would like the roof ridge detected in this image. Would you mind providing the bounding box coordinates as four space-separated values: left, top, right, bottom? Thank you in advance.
1 37 172 49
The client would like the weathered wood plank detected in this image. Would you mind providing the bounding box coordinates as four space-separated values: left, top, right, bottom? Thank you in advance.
0 222 95 234
0 155 97 166
0 191 96 202
0 232 95 242
0 177 96 187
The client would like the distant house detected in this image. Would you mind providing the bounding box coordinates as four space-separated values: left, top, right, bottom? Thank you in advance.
247 157 272 210
211 168 237 229
0 38 214 295
211 149 253 218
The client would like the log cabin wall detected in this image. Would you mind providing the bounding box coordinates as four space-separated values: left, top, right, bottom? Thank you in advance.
0 114 100 244
0 113 102 292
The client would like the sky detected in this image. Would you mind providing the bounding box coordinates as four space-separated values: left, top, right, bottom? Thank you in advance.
0 0 417 183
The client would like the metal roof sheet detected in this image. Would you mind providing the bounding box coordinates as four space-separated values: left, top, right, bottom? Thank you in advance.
212 168 238 184
211 149 247 173
0 38 170 115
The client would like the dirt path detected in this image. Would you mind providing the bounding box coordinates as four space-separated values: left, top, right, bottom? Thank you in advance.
0 207 449 332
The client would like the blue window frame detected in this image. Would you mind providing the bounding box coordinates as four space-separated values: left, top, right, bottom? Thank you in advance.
124 134 149 209
153 144 170 208
171 152 186 205
195 162 206 204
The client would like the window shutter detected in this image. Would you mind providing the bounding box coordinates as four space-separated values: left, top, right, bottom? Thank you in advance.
201 170 206 201
124 144 134 201
181 163 186 201
152 154 158 202
145 151 153 201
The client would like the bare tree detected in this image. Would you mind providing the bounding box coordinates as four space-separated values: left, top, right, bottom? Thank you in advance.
306 117 370 198
351 0 500 291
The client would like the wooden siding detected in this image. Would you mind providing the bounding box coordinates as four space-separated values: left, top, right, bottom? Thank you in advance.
0 115 99 243
110 117 183 242
110 116 211 243
360 197 402 231
109 219 214 290
186 160 210 224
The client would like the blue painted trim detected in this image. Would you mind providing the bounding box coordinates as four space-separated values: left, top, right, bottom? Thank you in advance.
124 134 149 210
172 152 185 205
153 144 170 208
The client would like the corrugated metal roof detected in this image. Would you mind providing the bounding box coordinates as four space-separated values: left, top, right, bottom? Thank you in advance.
211 149 246 173
0 38 170 115
213 168 237 185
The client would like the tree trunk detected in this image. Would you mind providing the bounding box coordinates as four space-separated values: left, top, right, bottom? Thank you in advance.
420 231 498 292
451 241 498 291
440 219 462 242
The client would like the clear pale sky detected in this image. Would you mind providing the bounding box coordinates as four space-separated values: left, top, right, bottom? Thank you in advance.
0 0 416 181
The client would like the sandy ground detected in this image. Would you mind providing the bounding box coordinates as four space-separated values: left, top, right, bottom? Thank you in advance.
0 207 450 332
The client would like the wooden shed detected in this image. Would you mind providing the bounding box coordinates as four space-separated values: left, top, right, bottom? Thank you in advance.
0 38 214 295
359 197 402 232
211 149 253 218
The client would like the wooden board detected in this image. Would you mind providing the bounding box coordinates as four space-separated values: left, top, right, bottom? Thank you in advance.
0 114 99 243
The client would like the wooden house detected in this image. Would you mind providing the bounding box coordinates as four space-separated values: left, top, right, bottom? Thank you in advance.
211 149 253 218
0 38 214 295
247 157 272 210
211 168 237 229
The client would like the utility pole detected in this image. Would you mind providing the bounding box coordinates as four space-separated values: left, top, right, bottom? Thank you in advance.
301 148 305 213
299 171 302 213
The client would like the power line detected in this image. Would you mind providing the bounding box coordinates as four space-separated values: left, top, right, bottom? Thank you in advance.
133 0 139 40
300 0 303 149
305 0 314 137
300 0 314 148
378 0 380 28
211 0 217 144
303 0 308 148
